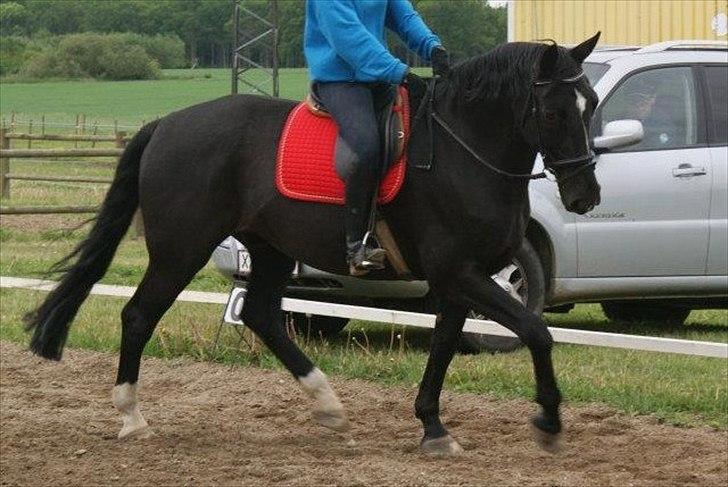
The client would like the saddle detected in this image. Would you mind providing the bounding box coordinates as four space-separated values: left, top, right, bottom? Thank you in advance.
275 86 412 276
304 89 407 170
276 86 409 206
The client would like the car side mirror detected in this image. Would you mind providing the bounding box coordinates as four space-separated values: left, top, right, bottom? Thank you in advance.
592 119 644 154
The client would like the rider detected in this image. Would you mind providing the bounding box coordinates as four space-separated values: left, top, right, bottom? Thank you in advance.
304 0 450 276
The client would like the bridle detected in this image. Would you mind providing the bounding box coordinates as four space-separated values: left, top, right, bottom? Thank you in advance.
413 72 596 182
531 71 596 181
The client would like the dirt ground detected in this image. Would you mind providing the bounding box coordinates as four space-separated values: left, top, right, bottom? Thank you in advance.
1 341 726 487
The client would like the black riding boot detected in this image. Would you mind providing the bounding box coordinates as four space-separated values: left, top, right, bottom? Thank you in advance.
345 164 386 276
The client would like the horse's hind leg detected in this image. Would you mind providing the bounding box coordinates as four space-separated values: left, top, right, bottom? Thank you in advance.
114 235 225 439
240 236 348 431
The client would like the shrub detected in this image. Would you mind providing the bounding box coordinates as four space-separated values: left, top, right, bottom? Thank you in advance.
57 33 109 78
19 49 85 78
0 36 28 75
96 44 160 80
23 33 161 80
8 32 177 80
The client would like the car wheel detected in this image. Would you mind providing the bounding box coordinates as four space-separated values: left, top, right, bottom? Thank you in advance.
290 313 349 338
459 240 546 354
601 302 690 326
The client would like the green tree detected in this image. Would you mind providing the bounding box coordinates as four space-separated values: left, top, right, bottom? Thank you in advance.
84 0 145 34
277 0 305 68
415 0 506 62
0 2 30 36
22 0 86 35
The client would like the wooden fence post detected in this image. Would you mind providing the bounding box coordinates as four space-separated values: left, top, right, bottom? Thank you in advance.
115 131 144 238
91 122 98 148
27 120 33 149
0 128 10 198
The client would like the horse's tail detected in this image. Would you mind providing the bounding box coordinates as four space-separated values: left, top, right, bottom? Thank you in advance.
24 120 160 360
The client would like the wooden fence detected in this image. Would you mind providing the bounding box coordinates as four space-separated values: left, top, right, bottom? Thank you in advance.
3 112 144 148
0 128 144 236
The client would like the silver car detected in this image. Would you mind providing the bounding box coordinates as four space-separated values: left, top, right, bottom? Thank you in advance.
213 40 728 352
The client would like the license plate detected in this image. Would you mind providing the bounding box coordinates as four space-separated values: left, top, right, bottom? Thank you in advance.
223 286 246 325
238 249 251 274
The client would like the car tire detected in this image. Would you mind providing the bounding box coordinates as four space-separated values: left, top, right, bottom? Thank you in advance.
601 302 690 326
459 240 546 354
290 313 349 338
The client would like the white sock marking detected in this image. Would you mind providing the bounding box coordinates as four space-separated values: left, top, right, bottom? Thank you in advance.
299 368 343 413
113 383 149 438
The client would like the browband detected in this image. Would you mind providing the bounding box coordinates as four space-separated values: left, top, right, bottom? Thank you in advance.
533 71 585 86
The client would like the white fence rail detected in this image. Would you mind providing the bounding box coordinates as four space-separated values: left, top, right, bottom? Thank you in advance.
2 276 726 359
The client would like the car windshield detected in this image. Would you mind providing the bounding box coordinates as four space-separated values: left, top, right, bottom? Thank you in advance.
583 62 609 85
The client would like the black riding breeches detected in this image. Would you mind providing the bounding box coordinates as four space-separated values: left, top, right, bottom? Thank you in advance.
313 82 396 247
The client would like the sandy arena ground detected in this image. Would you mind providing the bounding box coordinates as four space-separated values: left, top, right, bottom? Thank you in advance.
1 341 726 486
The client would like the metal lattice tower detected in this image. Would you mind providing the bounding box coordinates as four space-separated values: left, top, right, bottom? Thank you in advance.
231 0 279 97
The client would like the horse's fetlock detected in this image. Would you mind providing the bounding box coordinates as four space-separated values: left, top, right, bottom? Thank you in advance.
113 382 138 412
537 390 561 410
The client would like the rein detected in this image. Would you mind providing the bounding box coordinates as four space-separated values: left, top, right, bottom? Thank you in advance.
413 72 595 182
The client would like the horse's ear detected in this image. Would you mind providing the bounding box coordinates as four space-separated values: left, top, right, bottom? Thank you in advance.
570 32 601 64
538 43 559 79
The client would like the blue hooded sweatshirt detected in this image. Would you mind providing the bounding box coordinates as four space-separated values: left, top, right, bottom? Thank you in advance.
304 0 441 84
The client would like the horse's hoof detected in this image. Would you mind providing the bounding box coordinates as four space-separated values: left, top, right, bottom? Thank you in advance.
531 414 561 453
313 409 349 432
118 424 153 440
420 435 464 456
532 424 561 454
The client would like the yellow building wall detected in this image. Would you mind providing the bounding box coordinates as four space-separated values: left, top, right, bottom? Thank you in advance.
513 0 728 45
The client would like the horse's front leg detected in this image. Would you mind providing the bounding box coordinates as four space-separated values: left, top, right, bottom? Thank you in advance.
455 263 562 451
415 300 468 456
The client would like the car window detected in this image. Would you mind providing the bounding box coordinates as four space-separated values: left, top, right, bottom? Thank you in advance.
583 62 609 85
599 66 699 151
704 65 728 145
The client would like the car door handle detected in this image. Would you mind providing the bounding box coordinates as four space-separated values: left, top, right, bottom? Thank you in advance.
672 164 707 178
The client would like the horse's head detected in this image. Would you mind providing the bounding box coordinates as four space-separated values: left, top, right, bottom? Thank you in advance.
527 33 602 215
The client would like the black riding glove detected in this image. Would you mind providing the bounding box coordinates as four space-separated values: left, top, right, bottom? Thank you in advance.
431 46 451 78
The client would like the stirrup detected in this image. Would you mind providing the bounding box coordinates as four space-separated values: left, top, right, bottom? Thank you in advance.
348 233 387 276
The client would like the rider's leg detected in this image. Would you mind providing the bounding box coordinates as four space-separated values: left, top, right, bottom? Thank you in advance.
314 82 385 275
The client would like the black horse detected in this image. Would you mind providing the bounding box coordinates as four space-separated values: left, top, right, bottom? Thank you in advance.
26 34 601 455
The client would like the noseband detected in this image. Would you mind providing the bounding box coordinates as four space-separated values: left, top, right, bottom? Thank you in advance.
414 72 595 182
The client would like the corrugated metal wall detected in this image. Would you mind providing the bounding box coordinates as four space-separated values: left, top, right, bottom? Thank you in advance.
512 0 728 45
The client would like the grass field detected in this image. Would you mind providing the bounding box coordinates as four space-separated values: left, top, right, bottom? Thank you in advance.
0 70 726 430
0 69 309 129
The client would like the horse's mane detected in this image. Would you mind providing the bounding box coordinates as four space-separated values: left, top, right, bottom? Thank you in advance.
446 42 550 107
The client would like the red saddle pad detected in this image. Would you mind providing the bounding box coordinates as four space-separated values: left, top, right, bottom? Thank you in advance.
276 86 409 205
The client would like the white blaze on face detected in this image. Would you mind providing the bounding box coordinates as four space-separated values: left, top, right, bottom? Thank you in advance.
113 382 149 438
575 88 587 116
575 88 590 152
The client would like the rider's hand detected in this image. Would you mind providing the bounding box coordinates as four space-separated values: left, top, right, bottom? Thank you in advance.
431 46 451 78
